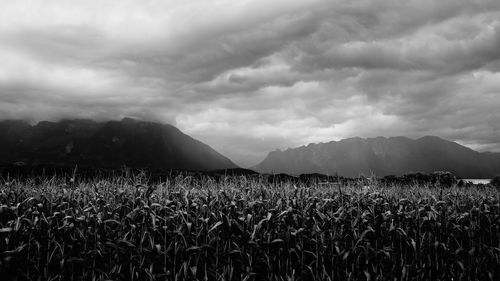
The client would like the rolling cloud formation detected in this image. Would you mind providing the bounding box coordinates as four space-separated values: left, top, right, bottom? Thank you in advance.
1 0 500 166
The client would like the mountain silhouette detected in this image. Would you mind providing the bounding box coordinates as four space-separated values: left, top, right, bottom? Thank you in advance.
253 136 500 178
0 118 237 171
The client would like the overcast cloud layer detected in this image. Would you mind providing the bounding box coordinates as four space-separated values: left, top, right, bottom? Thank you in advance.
1 0 500 167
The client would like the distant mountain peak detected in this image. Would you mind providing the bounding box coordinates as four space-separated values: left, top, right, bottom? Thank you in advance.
254 136 500 178
0 119 237 171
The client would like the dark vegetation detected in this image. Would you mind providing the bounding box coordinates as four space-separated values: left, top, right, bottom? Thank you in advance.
0 164 482 188
491 176 500 188
0 171 499 281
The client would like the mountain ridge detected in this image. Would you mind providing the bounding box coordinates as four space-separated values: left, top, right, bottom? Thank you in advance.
0 118 238 171
254 136 500 178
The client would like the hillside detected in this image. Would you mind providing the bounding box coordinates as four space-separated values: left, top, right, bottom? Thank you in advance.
0 118 238 171
254 136 500 178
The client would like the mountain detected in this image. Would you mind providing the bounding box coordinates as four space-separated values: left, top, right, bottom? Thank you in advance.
0 118 237 171
253 136 500 178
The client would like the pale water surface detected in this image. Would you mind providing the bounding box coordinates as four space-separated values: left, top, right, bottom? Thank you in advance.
464 179 491 185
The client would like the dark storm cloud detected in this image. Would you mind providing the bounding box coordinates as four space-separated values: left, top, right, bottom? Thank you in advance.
1 0 500 166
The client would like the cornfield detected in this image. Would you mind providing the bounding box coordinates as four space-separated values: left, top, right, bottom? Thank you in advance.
0 175 499 281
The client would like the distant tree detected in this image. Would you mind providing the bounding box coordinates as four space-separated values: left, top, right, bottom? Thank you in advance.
457 179 465 187
403 172 431 185
432 171 457 187
382 175 398 185
490 176 500 188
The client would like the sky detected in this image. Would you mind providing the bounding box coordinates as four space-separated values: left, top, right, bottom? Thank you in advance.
1 0 500 167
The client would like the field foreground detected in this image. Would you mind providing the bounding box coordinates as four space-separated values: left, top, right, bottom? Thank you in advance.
0 176 499 281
